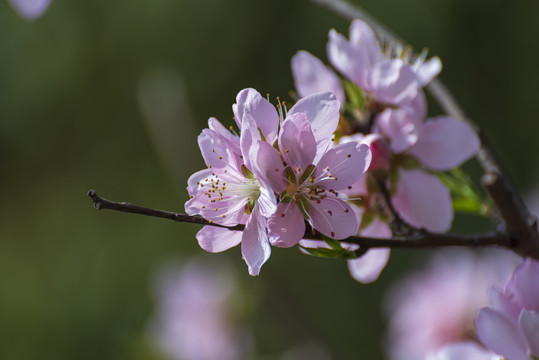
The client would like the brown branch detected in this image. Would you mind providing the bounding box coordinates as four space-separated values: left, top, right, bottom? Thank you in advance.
311 0 539 259
481 172 539 259
88 190 517 252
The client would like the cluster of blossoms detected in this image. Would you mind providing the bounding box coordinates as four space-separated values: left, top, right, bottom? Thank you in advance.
185 19 481 279
292 19 480 281
185 89 369 275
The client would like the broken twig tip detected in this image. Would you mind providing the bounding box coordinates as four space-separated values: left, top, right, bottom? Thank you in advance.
87 189 102 209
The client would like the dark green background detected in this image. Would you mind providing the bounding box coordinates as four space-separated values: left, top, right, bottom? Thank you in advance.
1 0 538 359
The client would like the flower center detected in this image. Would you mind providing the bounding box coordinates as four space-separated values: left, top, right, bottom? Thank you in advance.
383 39 429 71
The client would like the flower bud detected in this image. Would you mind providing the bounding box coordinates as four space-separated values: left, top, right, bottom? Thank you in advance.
361 134 391 173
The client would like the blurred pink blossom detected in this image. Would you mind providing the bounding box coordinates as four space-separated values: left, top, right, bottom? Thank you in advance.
151 258 252 360
9 0 51 21
386 249 521 360
476 258 539 360
326 19 441 110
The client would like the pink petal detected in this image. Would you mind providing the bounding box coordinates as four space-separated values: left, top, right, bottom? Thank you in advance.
308 197 358 239
489 286 522 320
519 309 539 357
268 202 305 248
279 113 317 173
232 88 279 143
392 169 453 232
251 141 286 193
509 258 539 311
366 59 419 105
476 308 529 360
315 142 370 190
347 218 391 283
196 226 242 253
241 206 271 276
327 29 367 87
416 56 442 86
256 181 277 218
374 108 421 153
339 133 373 175
407 116 480 171
239 110 261 171
287 92 340 159
185 169 248 226
291 51 345 106
426 342 501 360
407 90 427 119
348 248 390 284
348 20 383 67
185 168 213 197
198 128 230 169
208 117 241 155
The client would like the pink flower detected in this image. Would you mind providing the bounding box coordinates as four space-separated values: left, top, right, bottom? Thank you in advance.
259 93 370 247
375 108 480 232
476 258 539 360
386 249 521 360
327 19 441 109
9 0 52 21
185 88 280 276
151 258 252 360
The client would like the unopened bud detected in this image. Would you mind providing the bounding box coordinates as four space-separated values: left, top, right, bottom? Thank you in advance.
361 134 391 173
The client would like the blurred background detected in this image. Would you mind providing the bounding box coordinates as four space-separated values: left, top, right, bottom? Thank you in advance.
1 0 538 359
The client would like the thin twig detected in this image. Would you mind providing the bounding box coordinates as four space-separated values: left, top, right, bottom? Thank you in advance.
311 0 539 259
376 179 418 236
88 190 519 252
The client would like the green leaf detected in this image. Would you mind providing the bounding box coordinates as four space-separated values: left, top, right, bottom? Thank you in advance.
436 168 490 216
299 245 357 260
324 238 344 251
343 80 367 111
